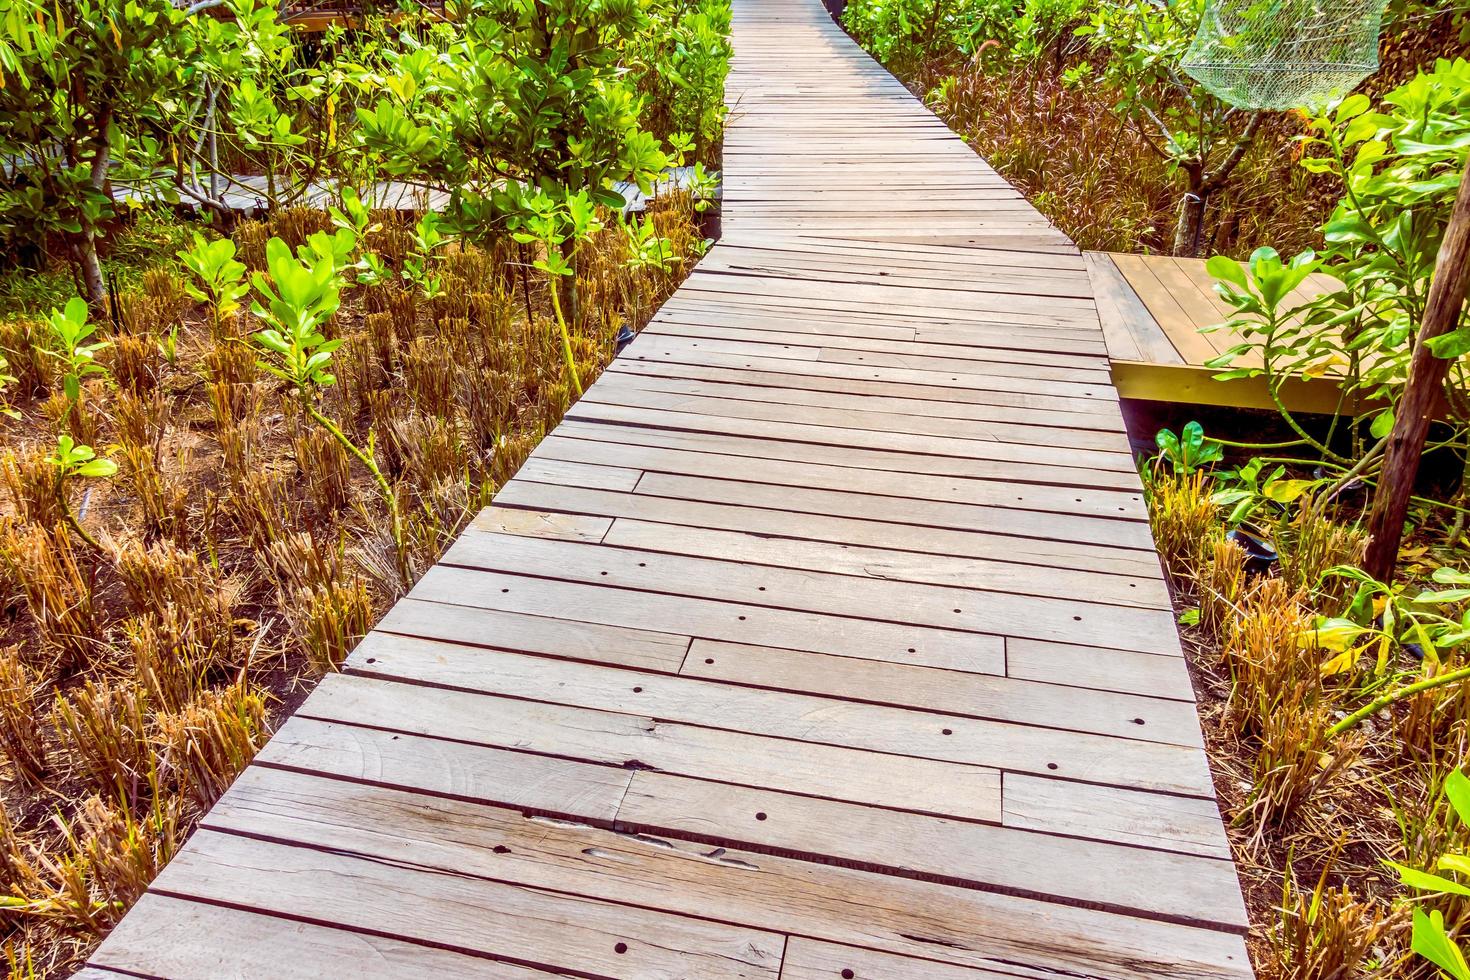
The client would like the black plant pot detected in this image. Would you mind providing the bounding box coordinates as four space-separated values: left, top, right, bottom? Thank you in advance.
1227 525 1279 576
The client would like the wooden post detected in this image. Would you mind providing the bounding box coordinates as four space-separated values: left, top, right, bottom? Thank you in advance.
1363 157 1470 581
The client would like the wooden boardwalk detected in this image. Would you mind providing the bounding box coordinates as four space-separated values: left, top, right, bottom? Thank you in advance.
1087 251 1348 413
80 1 1254 977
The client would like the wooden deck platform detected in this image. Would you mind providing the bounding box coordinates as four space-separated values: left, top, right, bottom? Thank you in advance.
1088 250 1348 413
79 2 1254 977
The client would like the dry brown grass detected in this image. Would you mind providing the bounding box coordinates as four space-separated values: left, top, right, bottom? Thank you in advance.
897 59 1328 256
0 194 705 974
1268 871 1389 980
0 650 46 787
1149 472 1468 977
155 683 271 809
0 525 103 671
1146 469 1217 581
35 793 184 936
50 681 154 807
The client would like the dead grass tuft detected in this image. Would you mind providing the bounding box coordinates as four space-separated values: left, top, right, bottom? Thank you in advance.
1267 870 1390 980
1147 470 1217 584
0 524 104 670
156 683 271 809
51 680 153 806
0 647 48 784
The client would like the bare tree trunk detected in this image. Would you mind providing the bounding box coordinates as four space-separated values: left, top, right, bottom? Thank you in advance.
72 106 115 311
1173 114 1264 257
1173 187 1208 257
69 233 107 310
558 240 581 333
1364 156 1470 581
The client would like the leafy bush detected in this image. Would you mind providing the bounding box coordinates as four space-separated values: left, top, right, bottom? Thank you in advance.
843 0 1084 68
0 0 196 304
1209 59 1470 522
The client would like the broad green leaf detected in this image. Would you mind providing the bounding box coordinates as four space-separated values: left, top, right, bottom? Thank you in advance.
1388 860 1470 898
1446 769 1470 829
1410 907 1470 980
1205 254 1248 289
73 459 117 478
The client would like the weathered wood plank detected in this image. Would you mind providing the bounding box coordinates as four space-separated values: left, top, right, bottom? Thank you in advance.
492 480 1164 582
345 635 1218 796
374 594 693 673
778 938 1026 980
616 772 1248 929
288 678 1004 821
592 513 1168 609
147 830 786 979
438 529 1177 654
89 895 548 979
530 430 1148 521
202 767 1253 979
408 563 1008 673
681 640 1201 746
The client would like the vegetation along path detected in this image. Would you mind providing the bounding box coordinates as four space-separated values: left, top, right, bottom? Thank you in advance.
78 0 1254 975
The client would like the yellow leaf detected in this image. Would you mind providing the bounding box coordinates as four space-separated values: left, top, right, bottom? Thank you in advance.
1320 646 1360 676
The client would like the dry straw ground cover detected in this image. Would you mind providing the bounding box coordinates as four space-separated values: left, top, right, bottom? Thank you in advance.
1149 462 1470 977
0 193 706 976
0 0 730 970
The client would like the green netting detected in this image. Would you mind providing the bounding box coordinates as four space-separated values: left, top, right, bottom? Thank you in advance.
1181 0 1390 110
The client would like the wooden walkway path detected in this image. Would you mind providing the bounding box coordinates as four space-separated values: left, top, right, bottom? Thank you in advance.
1087 251 1347 412
80 1 1253 977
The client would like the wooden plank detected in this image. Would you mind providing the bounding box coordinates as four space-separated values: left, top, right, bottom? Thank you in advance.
1108 252 1219 365
815 345 1108 384
1087 251 1186 366
778 938 1027 980
617 772 1248 929
585 372 1130 451
595 514 1170 610
567 403 1139 487
374 594 693 674
532 428 1147 520
263 710 635 818
407 563 1003 673
628 470 1155 551
89 894 548 979
1003 773 1231 859
1007 637 1197 701
147 830 786 979
681 641 1202 746
472 504 614 542
290 678 1003 821
608 357 1124 431
492 480 1166 580
554 412 1135 488
613 339 1123 409
202 767 1253 979
439 528 1176 654
676 271 1105 326
1086 251 1144 362
1145 255 1236 358
345 635 1218 797
646 312 1109 368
